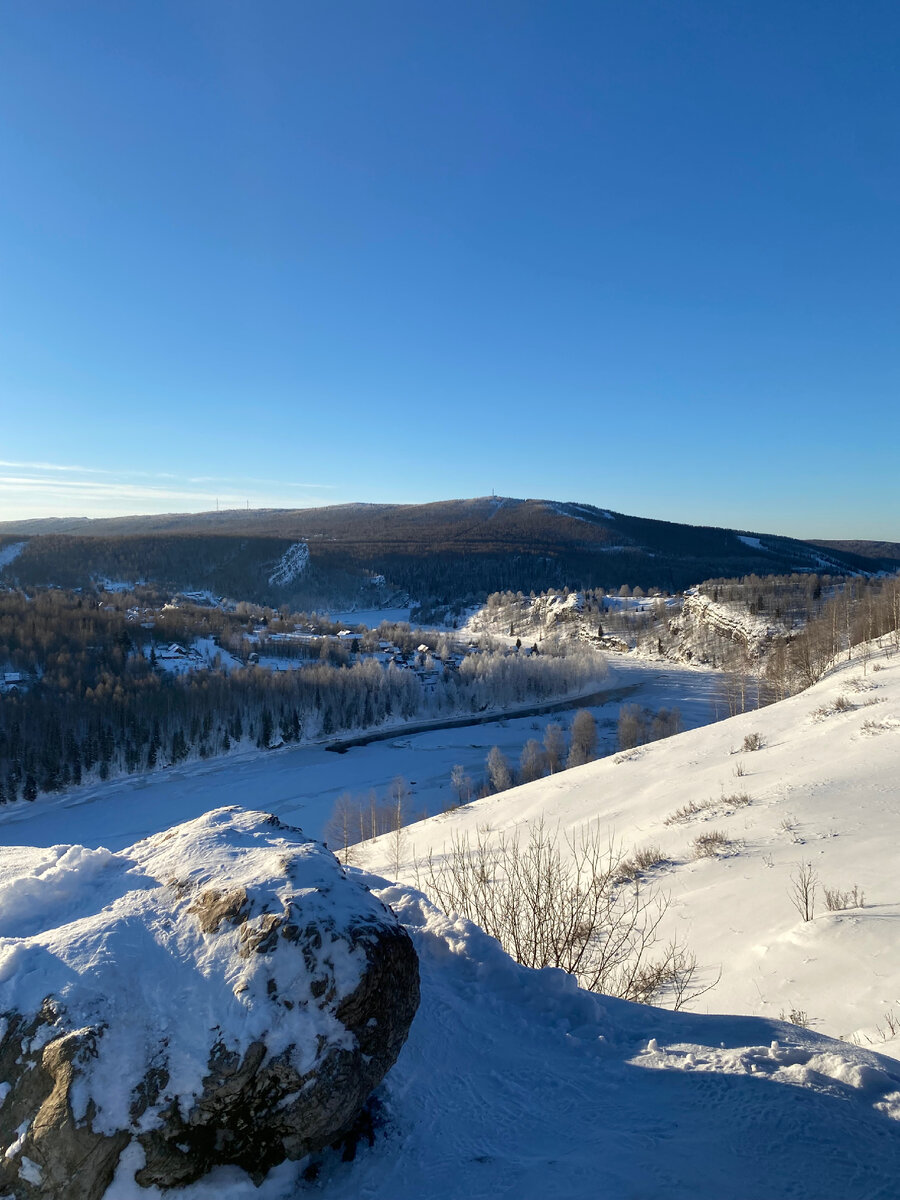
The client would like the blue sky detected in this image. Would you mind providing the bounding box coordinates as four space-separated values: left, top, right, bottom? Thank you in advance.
1 1 898 537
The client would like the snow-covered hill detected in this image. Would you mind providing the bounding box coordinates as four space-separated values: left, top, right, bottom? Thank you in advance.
363 641 900 1052
3 828 900 1198
140 874 899 1200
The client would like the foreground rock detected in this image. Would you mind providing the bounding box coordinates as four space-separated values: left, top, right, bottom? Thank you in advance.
0 807 419 1198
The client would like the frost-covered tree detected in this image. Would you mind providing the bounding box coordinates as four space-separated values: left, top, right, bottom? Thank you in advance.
450 764 472 806
617 704 645 751
543 722 567 773
486 746 512 793
519 738 548 784
567 709 598 767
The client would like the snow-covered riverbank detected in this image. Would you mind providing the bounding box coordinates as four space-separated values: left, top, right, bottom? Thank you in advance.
0 658 723 852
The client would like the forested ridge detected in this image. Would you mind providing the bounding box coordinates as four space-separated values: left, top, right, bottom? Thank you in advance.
1 497 890 609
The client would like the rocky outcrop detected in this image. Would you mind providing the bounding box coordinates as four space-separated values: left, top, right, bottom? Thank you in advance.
664 592 788 666
0 808 419 1198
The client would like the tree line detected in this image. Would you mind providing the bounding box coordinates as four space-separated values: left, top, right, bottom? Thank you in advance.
0 589 607 805
326 702 685 862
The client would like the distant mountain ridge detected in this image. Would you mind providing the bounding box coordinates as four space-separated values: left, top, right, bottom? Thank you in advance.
810 538 900 563
0 497 894 607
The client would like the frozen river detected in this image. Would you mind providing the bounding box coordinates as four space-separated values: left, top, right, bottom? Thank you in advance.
0 657 728 854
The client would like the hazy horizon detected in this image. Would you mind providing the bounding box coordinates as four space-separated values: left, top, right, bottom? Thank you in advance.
0 479 893 546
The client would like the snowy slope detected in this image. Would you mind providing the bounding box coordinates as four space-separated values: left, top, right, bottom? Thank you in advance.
268 542 310 587
99 875 900 1200
363 642 900 1052
0 542 26 570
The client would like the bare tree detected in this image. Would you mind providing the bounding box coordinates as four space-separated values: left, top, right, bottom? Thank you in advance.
567 709 598 768
789 861 818 922
323 792 358 865
390 775 410 826
449 763 473 807
388 777 411 879
617 704 645 751
650 707 682 741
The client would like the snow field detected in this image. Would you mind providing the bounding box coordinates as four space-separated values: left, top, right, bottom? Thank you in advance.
362 642 900 1051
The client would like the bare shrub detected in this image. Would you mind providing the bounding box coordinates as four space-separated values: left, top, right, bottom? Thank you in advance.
789 861 818 921
633 843 666 870
665 799 710 825
416 820 706 1008
733 760 747 777
692 830 734 858
665 792 749 827
861 718 890 734
847 677 876 693
780 1008 813 1029
779 815 804 844
742 732 763 752
824 884 865 911
876 1010 899 1040
813 694 856 720
617 844 666 880
721 790 752 808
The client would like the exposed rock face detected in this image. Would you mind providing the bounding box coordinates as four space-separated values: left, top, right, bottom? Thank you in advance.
0 808 419 1197
665 592 788 665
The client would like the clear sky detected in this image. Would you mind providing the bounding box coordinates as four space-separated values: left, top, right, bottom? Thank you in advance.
1 1 898 538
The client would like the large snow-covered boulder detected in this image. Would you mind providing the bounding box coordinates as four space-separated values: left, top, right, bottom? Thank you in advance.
0 808 419 1198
